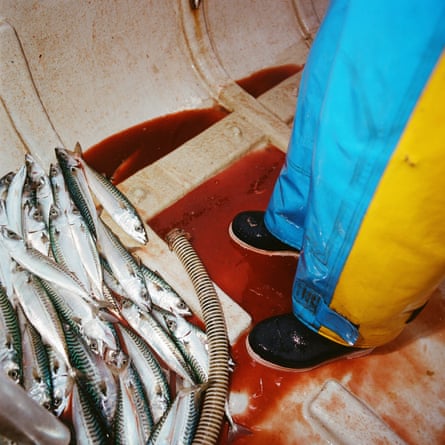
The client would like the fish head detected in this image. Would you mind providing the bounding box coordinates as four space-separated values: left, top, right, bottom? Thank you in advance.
3 361 22 384
132 222 148 244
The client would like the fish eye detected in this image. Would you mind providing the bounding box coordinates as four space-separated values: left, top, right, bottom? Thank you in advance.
89 340 99 353
8 369 20 381
43 401 52 411
53 397 62 408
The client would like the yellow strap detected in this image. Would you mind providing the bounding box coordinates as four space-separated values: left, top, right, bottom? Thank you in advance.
321 52 445 347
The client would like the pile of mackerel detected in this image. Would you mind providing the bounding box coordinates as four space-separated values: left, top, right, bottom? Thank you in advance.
0 146 213 444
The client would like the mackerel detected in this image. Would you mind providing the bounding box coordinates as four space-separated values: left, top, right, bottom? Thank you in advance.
66 203 104 299
17 305 53 410
5 165 27 237
46 346 74 417
1 226 91 302
71 382 109 445
25 153 54 227
64 323 118 428
0 285 22 385
12 267 71 370
48 204 91 295
113 363 153 444
120 299 195 384
78 154 148 244
147 383 206 445
40 278 118 360
155 306 208 384
22 200 50 256
49 162 73 215
96 218 151 311
140 263 191 317
55 147 99 238
118 324 171 424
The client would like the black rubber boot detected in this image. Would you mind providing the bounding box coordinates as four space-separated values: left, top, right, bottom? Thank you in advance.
229 211 300 257
246 313 371 371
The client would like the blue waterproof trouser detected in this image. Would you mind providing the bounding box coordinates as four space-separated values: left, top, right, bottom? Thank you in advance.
265 0 445 347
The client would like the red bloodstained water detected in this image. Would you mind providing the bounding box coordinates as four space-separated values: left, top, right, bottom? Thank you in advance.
149 146 296 324
84 64 301 184
236 64 303 98
149 146 303 444
84 107 228 183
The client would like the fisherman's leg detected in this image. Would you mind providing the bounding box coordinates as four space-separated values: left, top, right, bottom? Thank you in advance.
229 0 348 255
248 0 445 369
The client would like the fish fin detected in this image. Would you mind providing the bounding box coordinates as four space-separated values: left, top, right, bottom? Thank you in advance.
133 253 143 265
98 308 121 324
73 142 83 157
225 401 252 444
226 421 252 444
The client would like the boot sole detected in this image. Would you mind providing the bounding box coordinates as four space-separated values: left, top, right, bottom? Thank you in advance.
245 335 373 372
228 223 300 258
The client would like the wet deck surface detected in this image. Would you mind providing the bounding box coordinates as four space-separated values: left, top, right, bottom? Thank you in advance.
149 146 445 445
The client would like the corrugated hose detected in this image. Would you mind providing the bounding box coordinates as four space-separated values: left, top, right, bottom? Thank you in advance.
166 228 230 445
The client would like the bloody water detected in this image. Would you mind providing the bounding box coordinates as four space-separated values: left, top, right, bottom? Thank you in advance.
83 64 443 443
148 146 300 444
148 146 444 444
84 65 301 185
84 107 228 184
236 64 303 98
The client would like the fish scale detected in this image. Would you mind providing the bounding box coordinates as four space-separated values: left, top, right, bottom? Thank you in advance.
63 323 117 429
114 364 153 445
55 148 99 238
17 306 53 411
78 154 148 245
118 324 171 425
0 285 22 385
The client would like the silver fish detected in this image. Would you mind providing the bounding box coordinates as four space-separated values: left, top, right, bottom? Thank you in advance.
25 154 54 227
96 219 151 312
22 200 50 256
157 307 209 384
48 204 92 296
17 306 53 411
46 345 74 417
120 299 195 384
40 278 118 361
118 324 171 424
55 147 99 238
78 154 148 244
140 263 191 317
0 285 22 385
1 226 91 303
113 363 153 444
64 323 118 428
5 165 27 237
147 383 206 445
49 162 73 215
12 266 71 370
71 382 109 445
66 203 104 300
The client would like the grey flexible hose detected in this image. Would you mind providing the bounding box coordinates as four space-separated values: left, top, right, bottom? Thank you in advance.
166 229 230 445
